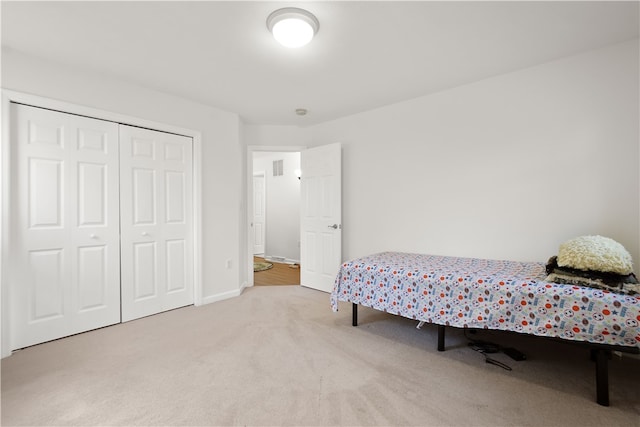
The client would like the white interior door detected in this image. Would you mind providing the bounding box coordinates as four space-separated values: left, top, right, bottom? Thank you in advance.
120 125 194 322
300 143 342 293
9 103 121 349
253 173 266 255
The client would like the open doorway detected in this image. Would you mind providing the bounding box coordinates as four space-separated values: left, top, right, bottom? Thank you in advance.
250 150 301 286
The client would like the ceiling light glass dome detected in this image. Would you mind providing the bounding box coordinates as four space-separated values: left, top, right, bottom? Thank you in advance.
267 8 319 48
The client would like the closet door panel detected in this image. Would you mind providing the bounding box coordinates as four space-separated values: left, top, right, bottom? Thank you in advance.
28 248 65 321
68 115 121 337
78 162 107 226
165 171 186 223
77 244 109 311
10 104 121 349
28 158 63 228
120 125 193 322
133 241 158 300
166 239 187 293
132 168 157 224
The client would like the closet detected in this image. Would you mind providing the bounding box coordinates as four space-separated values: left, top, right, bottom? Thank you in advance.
8 103 194 350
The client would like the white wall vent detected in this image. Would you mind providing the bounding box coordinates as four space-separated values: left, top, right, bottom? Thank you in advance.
272 159 283 177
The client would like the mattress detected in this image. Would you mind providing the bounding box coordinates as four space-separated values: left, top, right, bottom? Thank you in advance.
330 252 640 348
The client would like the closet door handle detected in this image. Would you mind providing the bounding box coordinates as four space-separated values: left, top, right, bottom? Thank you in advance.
141 232 149 237
89 234 98 239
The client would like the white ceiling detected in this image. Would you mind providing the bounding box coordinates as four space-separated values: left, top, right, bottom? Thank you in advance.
2 1 638 126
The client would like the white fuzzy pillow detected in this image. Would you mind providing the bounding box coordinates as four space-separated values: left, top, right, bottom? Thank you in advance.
557 235 634 275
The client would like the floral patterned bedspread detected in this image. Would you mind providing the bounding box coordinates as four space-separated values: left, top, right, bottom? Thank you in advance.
330 252 640 348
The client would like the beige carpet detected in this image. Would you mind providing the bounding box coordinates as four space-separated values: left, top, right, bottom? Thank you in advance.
1 285 639 426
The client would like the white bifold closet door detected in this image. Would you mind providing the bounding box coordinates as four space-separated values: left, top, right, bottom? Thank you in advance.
119 125 194 322
9 104 121 350
9 104 194 350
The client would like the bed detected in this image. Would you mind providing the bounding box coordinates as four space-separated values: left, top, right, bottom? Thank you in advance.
330 252 640 406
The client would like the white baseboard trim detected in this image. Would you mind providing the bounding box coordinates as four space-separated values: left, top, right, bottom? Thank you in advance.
264 256 300 265
200 287 244 306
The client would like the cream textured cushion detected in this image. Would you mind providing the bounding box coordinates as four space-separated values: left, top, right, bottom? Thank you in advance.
557 235 634 275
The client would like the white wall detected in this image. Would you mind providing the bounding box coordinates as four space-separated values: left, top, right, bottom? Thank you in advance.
252 152 301 262
1 48 246 303
309 39 640 265
244 125 312 148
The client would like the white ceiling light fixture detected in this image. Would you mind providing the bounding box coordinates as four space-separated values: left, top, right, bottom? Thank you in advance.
267 7 319 48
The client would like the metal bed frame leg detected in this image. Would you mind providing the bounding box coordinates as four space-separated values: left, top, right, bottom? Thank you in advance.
352 303 358 326
437 325 445 351
592 348 610 406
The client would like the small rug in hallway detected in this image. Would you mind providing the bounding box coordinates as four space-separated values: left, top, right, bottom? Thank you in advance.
254 261 273 272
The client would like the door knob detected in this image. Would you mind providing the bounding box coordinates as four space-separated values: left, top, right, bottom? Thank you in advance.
89 234 97 239
142 232 149 237
328 224 339 229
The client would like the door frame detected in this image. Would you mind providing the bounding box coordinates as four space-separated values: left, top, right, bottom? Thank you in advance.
246 146 305 287
1 89 203 358
252 171 266 256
